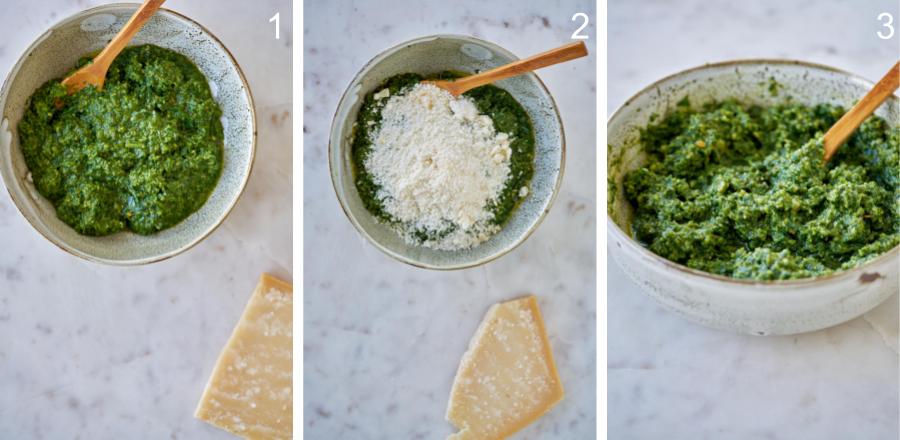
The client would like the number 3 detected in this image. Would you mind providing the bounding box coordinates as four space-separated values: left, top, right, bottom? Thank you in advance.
877 12 894 40
571 13 589 40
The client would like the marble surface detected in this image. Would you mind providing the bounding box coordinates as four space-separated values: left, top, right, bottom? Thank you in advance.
303 0 596 438
0 1 291 438
608 1 899 439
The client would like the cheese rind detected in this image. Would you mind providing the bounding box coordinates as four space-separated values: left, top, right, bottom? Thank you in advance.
195 274 293 440
446 295 564 440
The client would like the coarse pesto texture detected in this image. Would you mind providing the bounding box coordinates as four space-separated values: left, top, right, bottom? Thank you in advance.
351 72 535 243
623 98 899 280
19 44 223 236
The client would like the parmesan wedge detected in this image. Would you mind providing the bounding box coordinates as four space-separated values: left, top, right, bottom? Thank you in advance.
195 274 293 440
446 295 564 439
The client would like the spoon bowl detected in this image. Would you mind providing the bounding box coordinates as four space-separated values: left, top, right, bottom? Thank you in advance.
330 34 565 269
0 4 255 265
608 59 899 335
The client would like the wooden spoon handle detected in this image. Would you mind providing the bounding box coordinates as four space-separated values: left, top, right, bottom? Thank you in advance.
823 60 899 161
450 41 588 94
91 0 166 72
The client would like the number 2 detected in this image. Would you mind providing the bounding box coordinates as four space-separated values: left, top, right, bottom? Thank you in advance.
877 12 894 40
571 13 589 40
270 12 280 40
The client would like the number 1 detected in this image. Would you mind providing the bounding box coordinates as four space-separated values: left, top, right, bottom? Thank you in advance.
270 12 280 40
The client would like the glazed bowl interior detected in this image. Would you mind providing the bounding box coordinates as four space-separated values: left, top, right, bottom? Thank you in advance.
608 60 900 280
330 35 564 269
0 4 255 265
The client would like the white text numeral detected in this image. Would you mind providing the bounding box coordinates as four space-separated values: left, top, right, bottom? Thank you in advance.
270 12 280 40
571 13 589 40
877 12 894 40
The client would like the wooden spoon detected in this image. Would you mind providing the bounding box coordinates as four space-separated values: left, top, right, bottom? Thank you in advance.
427 41 588 97
823 60 899 161
60 0 166 95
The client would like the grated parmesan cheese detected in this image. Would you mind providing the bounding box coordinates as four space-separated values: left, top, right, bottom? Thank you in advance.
373 88 391 100
365 83 513 250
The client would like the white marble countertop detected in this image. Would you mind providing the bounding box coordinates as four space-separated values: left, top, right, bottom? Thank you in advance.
0 1 292 438
608 1 899 439
303 0 596 438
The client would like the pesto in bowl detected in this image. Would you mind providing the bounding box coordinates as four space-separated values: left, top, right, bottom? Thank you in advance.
18 44 223 236
623 98 899 280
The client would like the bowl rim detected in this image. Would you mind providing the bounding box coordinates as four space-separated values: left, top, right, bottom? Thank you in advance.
607 58 900 287
328 34 566 270
0 3 257 266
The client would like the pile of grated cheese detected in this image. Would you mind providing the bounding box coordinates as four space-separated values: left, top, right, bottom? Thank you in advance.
364 82 514 251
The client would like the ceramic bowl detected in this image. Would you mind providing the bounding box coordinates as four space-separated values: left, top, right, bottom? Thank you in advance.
0 4 255 265
330 35 564 270
608 60 899 335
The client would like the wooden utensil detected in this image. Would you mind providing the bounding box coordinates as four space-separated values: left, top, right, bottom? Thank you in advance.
61 0 165 94
427 41 588 97
823 60 899 161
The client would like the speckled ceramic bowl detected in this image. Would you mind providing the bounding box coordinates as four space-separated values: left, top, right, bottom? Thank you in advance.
330 35 564 270
608 60 900 335
0 4 255 265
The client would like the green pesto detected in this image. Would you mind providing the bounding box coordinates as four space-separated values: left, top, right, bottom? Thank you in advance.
19 45 223 236
623 98 899 280
351 72 535 242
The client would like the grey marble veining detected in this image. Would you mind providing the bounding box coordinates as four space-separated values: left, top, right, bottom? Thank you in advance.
303 0 596 438
0 0 291 438
608 1 899 439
